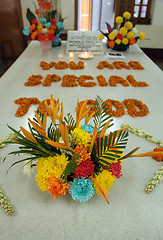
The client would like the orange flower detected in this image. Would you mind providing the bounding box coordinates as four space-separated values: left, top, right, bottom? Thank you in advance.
108 40 115 48
43 34 49 41
51 24 57 30
30 24 36 31
36 28 42 35
74 145 91 163
129 37 136 45
48 175 69 199
48 28 54 34
31 31 37 40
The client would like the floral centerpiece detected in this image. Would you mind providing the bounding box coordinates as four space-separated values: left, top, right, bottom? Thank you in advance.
5 96 162 203
23 0 65 49
99 11 145 51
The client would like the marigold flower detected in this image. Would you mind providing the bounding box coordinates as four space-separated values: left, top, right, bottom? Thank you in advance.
48 175 69 199
108 32 116 40
127 31 134 39
73 146 91 163
123 11 131 19
125 21 133 30
36 28 42 35
51 24 57 30
129 37 136 45
122 38 129 45
115 39 121 45
98 34 104 41
37 23 43 29
116 16 123 24
116 33 123 40
31 31 37 40
139 32 145 40
119 27 127 36
94 170 116 195
30 24 36 31
108 40 115 48
44 34 49 41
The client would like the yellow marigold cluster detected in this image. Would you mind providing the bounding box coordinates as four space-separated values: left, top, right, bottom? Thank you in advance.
36 154 68 191
71 127 91 149
94 170 116 195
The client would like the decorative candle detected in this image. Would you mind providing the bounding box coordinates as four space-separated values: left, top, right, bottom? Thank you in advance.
69 52 74 59
79 52 94 59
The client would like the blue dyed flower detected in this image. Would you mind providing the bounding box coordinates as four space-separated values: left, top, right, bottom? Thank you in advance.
23 26 30 36
39 17 46 23
69 177 95 203
57 22 64 29
44 22 51 29
81 124 94 133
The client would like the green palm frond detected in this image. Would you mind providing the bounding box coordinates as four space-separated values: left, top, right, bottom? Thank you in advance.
64 113 76 132
93 96 113 133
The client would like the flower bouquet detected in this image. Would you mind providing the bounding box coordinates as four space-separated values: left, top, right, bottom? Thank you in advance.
5 96 162 203
23 0 65 49
99 11 145 51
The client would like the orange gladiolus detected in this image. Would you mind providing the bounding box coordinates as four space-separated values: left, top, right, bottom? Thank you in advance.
31 31 37 40
51 24 57 30
129 37 136 45
30 24 36 31
108 40 115 48
44 34 49 41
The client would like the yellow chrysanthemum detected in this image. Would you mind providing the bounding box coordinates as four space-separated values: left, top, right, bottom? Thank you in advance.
71 127 91 149
98 34 104 41
119 27 128 36
116 16 123 24
36 154 68 191
139 32 145 40
123 11 131 19
94 170 116 195
115 39 121 45
122 38 129 45
125 21 133 30
108 32 116 40
127 31 134 39
37 23 43 29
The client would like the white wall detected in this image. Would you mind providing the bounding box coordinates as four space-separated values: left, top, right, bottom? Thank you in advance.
20 0 163 48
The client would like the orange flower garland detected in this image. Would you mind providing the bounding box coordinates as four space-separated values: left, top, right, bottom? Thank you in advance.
69 61 85 70
123 99 149 117
97 75 108 86
109 76 130 87
96 61 114 69
61 75 78 87
14 98 40 117
40 61 56 70
113 61 131 70
77 75 97 87
24 75 43 86
128 61 144 70
126 75 149 87
42 74 61 86
104 99 125 117
55 61 69 70
152 148 163 162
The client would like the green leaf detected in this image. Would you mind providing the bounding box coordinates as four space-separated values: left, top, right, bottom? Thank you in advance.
26 8 36 25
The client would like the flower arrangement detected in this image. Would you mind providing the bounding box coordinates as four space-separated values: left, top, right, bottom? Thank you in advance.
23 0 64 43
99 11 145 51
5 96 162 203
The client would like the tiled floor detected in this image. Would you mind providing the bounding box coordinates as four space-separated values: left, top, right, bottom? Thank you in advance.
0 57 163 78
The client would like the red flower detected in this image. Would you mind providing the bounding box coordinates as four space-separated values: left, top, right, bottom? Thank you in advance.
32 19 38 25
48 33 55 41
50 18 57 24
109 161 122 179
72 159 95 178
38 34 44 41
116 33 123 40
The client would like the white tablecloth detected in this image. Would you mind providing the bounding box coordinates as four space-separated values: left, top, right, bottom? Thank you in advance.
0 41 163 240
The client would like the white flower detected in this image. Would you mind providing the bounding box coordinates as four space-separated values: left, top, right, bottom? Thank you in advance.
41 28 48 34
112 29 118 35
132 27 138 34
23 160 34 176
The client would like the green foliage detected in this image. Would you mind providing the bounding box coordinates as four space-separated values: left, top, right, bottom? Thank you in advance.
93 95 113 134
26 8 36 25
64 113 76 132
62 152 80 182
47 10 57 22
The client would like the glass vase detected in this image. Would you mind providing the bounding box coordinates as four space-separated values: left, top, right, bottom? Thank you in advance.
40 41 52 51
